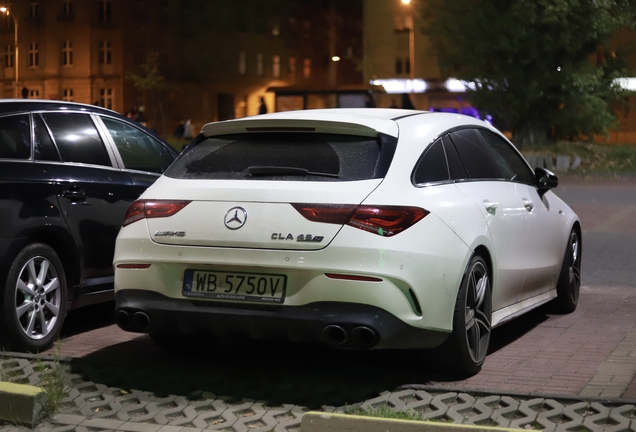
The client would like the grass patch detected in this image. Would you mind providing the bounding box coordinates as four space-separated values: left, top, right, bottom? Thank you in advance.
522 141 636 174
36 345 70 417
343 404 425 421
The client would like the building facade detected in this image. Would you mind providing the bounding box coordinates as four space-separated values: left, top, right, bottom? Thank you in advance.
0 0 363 136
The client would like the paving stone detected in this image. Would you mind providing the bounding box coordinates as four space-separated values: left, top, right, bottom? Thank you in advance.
445 393 475 423
490 396 520 428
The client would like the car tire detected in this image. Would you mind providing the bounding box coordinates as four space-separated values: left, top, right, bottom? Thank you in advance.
552 229 581 314
0 242 68 353
441 254 492 377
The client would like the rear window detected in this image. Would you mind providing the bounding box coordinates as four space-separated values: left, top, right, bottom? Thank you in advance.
165 133 382 181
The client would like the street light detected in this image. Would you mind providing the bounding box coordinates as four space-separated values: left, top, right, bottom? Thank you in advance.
0 6 18 98
400 0 415 93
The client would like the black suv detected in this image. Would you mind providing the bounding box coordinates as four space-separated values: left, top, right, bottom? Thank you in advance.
0 100 178 352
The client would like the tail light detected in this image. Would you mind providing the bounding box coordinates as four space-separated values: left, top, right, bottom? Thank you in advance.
292 203 429 237
123 200 191 227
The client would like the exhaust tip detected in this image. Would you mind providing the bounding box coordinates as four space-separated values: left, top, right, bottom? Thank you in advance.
115 310 131 330
323 325 348 346
132 311 152 332
351 326 378 348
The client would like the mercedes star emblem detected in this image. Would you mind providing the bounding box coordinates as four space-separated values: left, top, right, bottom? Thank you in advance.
224 206 247 230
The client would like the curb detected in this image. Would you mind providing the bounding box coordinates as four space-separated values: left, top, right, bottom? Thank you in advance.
0 381 46 427
301 412 525 432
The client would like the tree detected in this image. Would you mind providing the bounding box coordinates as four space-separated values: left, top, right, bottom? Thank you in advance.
422 0 636 146
126 52 176 137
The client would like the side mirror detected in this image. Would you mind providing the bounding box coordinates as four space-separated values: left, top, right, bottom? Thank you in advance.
535 167 558 196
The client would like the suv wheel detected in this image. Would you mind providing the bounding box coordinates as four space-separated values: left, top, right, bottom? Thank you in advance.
0 243 68 352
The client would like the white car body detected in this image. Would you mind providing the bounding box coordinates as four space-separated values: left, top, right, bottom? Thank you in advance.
113 109 580 374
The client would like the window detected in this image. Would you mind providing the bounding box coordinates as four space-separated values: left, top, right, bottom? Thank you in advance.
289 57 296 75
165 133 382 182
33 114 60 161
99 40 112 64
256 53 263 76
238 51 246 75
62 40 73 66
303 58 311 79
28 42 39 67
302 20 311 38
271 16 280 36
99 88 113 110
62 88 73 101
1 1 12 29
102 117 174 174
0 114 31 160
478 130 535 184
133 0 146 21
62 0 73 17
28 1 39 19
98 0 112 24
442 136 468 180
449 129 500 179
42 113 110 166
405 58 411 74
395 58 402 74
28 89 39 98
413 139 449 185
4 44 14 68
134 42 146 66
272 55 280 78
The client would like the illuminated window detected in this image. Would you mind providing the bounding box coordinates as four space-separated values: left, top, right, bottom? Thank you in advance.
29 89 40 98
28 42 39 67
272 55 280 78
256 53 263 76
98 0 112 24
62 88 73 101
99 40 112 64
4 44 14 67
238 51 246 75
99 88 113 110
62 40 73 66
303 58 311 79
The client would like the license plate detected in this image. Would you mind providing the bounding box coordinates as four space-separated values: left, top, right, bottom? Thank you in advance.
182 269 286 303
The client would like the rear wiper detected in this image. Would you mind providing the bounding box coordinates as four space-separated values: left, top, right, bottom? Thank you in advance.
248 166 339 178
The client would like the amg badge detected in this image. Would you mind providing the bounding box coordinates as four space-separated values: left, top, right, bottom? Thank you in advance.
154 231 186 237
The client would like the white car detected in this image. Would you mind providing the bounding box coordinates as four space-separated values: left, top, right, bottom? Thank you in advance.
113 109 581 375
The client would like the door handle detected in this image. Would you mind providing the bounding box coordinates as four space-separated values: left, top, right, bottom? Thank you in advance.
483 200 498 215
522 198 534 212
61 188 87 203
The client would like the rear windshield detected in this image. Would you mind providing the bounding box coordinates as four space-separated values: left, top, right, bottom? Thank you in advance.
165 132 382 181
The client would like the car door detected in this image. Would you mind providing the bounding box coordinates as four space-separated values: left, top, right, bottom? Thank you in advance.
40 111 137 295
447 129 527 311
478 129 563 300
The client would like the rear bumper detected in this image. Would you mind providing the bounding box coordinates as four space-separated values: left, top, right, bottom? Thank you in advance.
115 289 449 350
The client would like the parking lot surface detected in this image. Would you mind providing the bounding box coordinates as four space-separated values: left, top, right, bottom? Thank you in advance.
2 175 636 431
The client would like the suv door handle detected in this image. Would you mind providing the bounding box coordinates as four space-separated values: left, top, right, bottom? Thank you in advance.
522 198 534 212
483 200 498 215
61 188 87 202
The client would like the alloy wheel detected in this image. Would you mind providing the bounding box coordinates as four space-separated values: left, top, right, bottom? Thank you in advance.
14 255 62 340
464 260 491 364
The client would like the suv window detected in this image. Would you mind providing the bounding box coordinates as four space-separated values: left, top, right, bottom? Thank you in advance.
449 129 500 179
478 130 535 184
33 114 60 161
42 113 111 166
102 117 174 174
0 114 31 160
413 139 449 185
166 133 382 181
442 136 468 180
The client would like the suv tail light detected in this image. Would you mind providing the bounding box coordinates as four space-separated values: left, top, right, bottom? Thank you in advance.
292 204 428 237
123 200 191 227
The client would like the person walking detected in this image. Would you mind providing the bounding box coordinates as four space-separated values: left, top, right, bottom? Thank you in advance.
258 97 268 115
